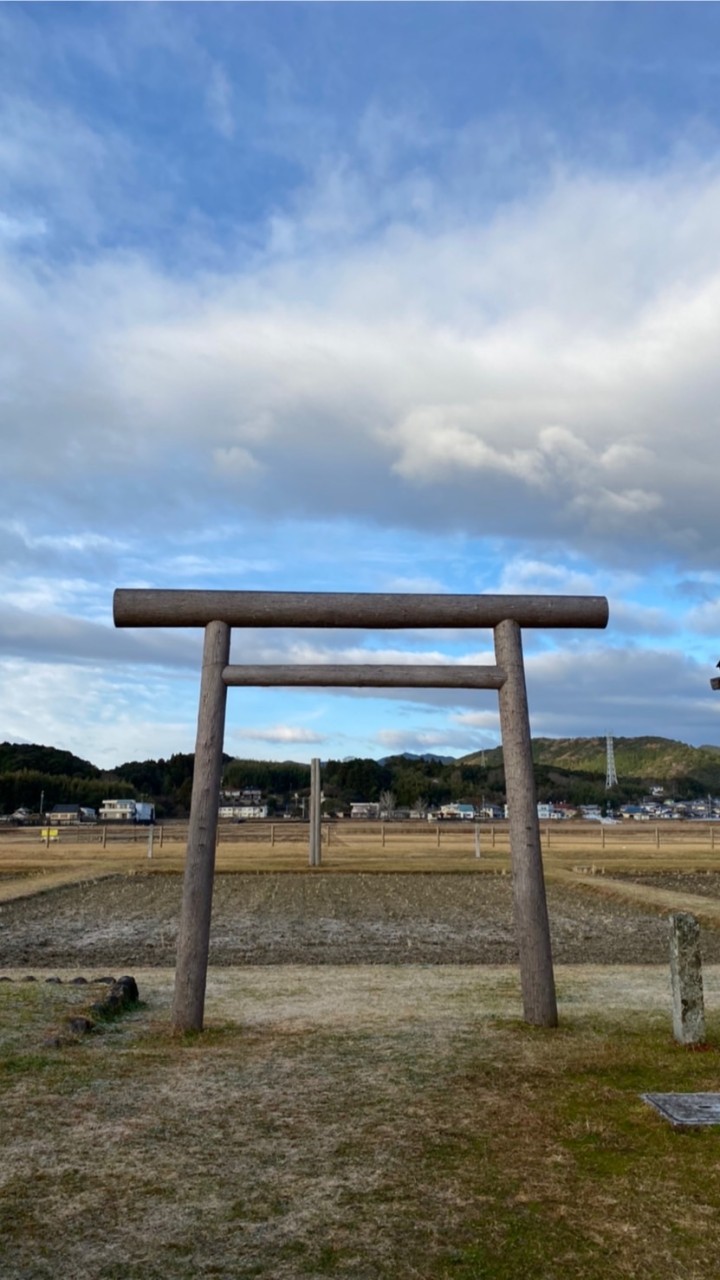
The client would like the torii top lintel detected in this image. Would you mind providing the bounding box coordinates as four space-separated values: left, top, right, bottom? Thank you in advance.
113 589 609 631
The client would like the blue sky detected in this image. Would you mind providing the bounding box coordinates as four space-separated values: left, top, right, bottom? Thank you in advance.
2 2 720 768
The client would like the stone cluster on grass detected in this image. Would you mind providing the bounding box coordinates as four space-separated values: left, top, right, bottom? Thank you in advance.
0 973 140 1047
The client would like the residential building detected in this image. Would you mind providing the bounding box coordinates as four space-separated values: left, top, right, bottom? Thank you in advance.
220 788 263 806
438 803 476 820
350 802 380 820
99 799 155 823
48 804 96 824
477 803 504 820
218 802 268 819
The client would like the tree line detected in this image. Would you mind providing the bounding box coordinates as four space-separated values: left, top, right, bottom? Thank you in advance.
1 740 716 820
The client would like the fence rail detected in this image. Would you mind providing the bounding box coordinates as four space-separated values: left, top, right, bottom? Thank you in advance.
1 818 719 851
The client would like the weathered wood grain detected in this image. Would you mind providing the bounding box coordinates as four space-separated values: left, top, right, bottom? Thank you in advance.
114 589 609 630
494 618 558 1027
172 620 231 1032
221 663 507 688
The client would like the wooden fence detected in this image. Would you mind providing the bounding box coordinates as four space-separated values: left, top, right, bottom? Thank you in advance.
1 818 719 852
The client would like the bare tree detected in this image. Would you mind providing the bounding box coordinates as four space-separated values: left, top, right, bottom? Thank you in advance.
378 789 396 819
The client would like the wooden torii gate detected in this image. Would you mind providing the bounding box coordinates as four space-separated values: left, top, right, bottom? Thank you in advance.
114 589 609 1032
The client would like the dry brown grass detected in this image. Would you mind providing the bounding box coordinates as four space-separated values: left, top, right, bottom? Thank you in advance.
2 819 720 881
4 965 720 1279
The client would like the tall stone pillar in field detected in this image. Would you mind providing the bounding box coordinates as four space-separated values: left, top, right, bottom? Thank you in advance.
669 912 705 1045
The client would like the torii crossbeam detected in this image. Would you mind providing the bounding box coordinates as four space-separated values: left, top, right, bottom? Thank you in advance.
114 588 609 1032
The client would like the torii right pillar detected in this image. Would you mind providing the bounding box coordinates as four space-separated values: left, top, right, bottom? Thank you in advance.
494 618 557 1027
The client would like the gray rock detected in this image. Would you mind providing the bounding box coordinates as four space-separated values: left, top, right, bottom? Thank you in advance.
115 976 139 1003
66 1016 94 1035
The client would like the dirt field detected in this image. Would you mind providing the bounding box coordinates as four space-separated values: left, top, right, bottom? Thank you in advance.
3 870 720 969
5 864 720 1279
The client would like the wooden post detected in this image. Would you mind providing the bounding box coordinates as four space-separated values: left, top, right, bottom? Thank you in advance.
102 825 107 849
474 824 481 859
381 823 386 848
491 825 495 848
437 823 441 848
601 824 606 849
712 825 716 851
270 824 275 847
172 620 230 1033
147 827 154 859
160 824 164 848
308 757 321 867
655 825 660 849
494 618 558 1028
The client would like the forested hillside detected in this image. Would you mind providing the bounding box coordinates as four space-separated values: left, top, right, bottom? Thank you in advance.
1 735 719 819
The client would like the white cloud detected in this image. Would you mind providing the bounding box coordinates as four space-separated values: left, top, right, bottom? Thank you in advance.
495 558 599 597
522 645 720 742
236 724 325 744
375 727 485 754
0 211 47 243
382 575 449 594
4 160 720 567
212 445 263 476
453 710 501 730
0 95 129 240
0 659 198 767
609 601 679 638
685 599 720 637
3 11 720 763
0 602 202 668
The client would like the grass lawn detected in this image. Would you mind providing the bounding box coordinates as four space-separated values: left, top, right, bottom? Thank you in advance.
2 965 720 1279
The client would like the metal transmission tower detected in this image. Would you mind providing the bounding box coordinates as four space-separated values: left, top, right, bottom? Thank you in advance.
605 733 618 789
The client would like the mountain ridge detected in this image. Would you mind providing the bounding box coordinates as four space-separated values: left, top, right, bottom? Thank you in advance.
460 735 720 785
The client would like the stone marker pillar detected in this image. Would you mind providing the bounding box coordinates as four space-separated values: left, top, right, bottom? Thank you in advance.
669 912 706 1045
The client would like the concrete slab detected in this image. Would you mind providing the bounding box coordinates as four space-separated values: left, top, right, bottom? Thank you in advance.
642 1093 720 1127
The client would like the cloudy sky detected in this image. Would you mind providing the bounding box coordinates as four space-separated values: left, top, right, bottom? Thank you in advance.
2 2 720 768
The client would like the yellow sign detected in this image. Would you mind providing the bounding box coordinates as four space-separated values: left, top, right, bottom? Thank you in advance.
40 828 59 841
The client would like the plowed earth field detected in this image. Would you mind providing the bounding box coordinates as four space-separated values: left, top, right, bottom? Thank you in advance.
3 871 720 969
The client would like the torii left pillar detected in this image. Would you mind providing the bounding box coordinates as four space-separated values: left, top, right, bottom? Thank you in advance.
172 620 230 1031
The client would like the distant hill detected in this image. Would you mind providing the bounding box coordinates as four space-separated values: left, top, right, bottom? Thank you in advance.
0 741 101 778
378 752 457 766
461 736 720 791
